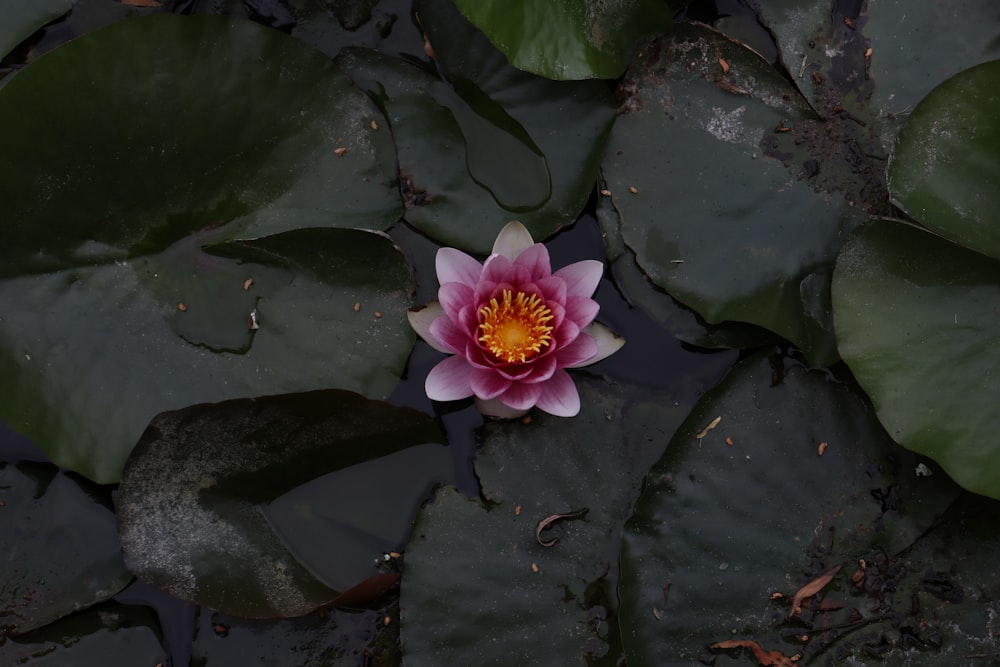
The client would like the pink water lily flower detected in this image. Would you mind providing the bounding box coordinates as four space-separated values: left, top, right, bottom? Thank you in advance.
408 221 624 418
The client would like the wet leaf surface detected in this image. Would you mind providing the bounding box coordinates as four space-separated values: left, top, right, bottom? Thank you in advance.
833 219 1000 499
451 0 672 80
0 16 409 484
620 351 1000 665
400 378 690 666
0 463 131 637
603 23 872 366
118 390 449 617
340 0 616 254
0 603 165 665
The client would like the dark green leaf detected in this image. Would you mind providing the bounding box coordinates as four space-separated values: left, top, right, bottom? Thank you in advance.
400 379 689 665
0 228 416 484
0 16 411 484
117 390 449 617
833 219 1000 499
450 0 671 80
620 351 1000 664
602 24 871 367
889 60 1000 261
0 603 165 665
341 0 616 254
0 463 131 636
0 0 73 60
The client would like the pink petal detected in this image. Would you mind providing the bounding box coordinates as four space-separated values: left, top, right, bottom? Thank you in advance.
491 221 535 260
535 276 567 306
555 333 598 368
436 248 483 288
554 318 580 347
459 304 479 333
439 282 475 321
407 303 450 354
569 323 624 367
534 369 580 417
470 367 513 399
475 280 498 303
554 260 603 298
547 302 566 330
465 341 495 370
564 296 600 329
520 353 558 384
481 254 514 285
425 355 475 401
498 382 544 410
512 243 552 281
429 316 470 355
494 361 535 381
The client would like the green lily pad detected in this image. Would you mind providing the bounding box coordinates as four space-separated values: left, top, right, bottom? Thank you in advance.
340 0 616 254
117 389 449 618
0 15 410 484
0 463 131 637
619 350 1000 664
0 0 73 60
0 603 165 665
450 0 672 80
888 60 1000 261
833 219 1000 500
596 183 780 352
400 379 690 665
603 23 872 367
0 226 415 484
866 0 1000 146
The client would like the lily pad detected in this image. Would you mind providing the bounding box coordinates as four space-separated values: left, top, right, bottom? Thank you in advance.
833 219 1000 500
888 60 1000 261
450 0 672 80
0 0 73 60
191 604 397 666
866 0 1000 146
117 389 449 618
619 350 1000 664
0 603 165 665
400 379 690 665
0 463 131 637
602 23 871 367
0 15 409 483
596 183 780 352
0 226 415 484
340 0 616 254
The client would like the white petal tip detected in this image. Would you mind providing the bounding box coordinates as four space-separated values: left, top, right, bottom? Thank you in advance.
475 397 531 420
569 323 625 367
491 221 535 260
407 303 450 354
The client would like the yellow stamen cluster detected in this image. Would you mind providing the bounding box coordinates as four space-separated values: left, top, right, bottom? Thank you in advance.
478 289 554 363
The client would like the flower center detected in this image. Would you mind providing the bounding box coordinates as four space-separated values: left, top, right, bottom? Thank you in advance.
478 289 554 363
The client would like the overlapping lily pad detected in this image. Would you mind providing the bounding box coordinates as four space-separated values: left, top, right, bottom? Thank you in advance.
117 390 449 617
0 15 414 483
400 379 690 665
340 0 616 254
620 351 1000 664
450 0 672 80
0 463 131 637
834 61 1000 500
0 603 166 665
0 0 73 60
888 60 1000 260
833 220 1000 500
603 23 873 367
